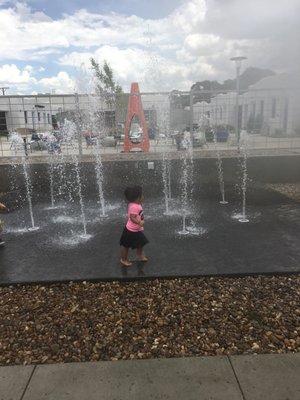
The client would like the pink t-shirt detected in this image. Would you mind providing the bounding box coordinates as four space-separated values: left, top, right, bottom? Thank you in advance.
126 202 144 232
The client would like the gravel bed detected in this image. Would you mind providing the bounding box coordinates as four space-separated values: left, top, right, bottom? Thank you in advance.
0 275 299 366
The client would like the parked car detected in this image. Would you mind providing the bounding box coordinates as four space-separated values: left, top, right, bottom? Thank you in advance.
192 131 206 147
47 141 61 154
29 133 48 151
129 122 142 143
130 132 142 143
215 127 229 142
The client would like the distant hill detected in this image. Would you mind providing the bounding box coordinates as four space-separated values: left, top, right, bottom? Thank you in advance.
189 67 274 105
222 67 275 90
192 67 275 92
171 67 275 108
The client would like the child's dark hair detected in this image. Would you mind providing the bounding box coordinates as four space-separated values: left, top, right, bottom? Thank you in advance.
124 186 143 202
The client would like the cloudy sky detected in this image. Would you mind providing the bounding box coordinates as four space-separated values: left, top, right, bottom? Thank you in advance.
0 0 299 94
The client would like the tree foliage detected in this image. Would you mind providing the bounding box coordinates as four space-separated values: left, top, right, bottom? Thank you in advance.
90 58 122 97
90 58 127 127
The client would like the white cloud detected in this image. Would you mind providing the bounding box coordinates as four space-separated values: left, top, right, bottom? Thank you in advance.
38 71 75 94
0 0 209 61
0 0 298 93
0 64 36 85
0 63 75 94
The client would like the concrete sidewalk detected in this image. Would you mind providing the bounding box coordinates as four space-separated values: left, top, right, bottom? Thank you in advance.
1 353 299 400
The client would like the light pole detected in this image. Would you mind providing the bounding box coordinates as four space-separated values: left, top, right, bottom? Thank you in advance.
230 56 247 143
0 87 9 95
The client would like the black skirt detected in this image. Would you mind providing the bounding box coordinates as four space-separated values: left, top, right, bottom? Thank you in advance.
120 227 149 249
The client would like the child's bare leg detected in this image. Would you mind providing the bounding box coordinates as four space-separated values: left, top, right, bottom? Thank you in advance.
120 247 132 267
136 246 148 262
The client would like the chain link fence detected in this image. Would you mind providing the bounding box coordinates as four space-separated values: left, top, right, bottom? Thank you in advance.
0 87 299 159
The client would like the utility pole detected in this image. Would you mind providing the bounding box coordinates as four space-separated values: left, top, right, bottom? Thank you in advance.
0 87 9 95
230 57 247 143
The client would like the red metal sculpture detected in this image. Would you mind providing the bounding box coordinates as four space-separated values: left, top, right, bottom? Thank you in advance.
123 82 150 152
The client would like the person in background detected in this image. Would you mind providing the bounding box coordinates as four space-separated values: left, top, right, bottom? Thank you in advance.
23 137 28 156
174 131 183 150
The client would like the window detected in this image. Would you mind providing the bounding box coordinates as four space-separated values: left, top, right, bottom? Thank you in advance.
43 112 46 124
272 98 276 118
24 111 28 124
260 100 264 116
47 113 50 124
0 111 7 132
252 102 256 116
38 112 41 122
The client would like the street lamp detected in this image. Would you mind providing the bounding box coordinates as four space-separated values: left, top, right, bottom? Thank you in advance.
230 56 247 143
0 87 9 95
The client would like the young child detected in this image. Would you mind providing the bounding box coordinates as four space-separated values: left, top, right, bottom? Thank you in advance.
0 202 8 246
120 186 149 267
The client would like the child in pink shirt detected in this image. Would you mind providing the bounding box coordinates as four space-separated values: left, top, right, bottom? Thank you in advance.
119 186 149 267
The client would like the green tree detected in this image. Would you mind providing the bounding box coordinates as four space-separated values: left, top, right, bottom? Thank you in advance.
90 58 122 99
90 58 127 131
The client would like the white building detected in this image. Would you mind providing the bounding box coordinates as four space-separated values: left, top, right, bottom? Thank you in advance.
0 95 53 134
241 73 300 136
192 73 300 136
193 93 236 128
0 94 99 134
0 92 171 136
141 93 170 134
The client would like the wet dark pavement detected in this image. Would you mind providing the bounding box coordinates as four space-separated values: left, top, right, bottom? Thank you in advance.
0 188 299 284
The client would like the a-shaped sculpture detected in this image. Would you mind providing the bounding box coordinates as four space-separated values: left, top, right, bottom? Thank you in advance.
123 82 150 152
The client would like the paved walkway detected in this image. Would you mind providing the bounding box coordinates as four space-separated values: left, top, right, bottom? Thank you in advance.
1 353 299 400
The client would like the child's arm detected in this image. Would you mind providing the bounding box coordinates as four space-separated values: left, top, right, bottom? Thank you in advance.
130 214 144 227
0 203 7 211
0 203 8 213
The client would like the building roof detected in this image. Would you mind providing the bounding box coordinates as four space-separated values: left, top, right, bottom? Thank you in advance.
249 72 300 90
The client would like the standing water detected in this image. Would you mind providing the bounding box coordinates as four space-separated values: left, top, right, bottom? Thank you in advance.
213 130 228 205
